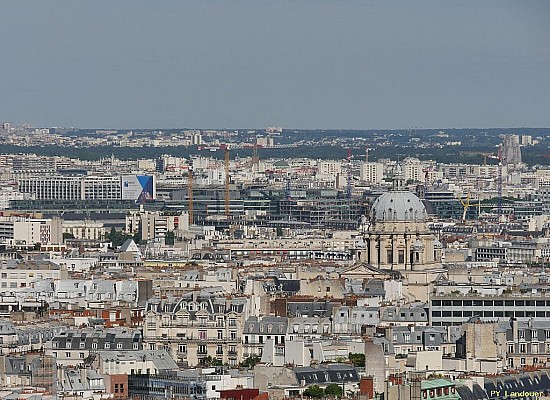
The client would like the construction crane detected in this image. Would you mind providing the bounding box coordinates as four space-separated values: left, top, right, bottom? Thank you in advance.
460 151 495 166
497 146 503 215
346 148 353 201
422 167 432 195
224 145 230 217
188 169 194 225
458 193 471 222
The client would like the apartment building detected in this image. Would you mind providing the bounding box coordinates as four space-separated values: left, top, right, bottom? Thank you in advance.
360 162 384 184
0 261 67 291
18 175 122 200
47 327 142 366
0 216 63 245
143 292 247 367
430 295 550 326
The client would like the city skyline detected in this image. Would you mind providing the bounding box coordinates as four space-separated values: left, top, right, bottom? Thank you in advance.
1 1 549 129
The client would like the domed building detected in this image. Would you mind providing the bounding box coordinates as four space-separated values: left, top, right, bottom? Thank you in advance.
361 176 442 272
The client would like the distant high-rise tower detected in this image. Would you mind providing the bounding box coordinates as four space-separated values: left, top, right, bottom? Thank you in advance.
501 134 522 166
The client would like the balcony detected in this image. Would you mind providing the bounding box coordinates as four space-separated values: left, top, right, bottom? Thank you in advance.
159 320 233 328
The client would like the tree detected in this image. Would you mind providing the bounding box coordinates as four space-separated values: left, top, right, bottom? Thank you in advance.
348 352 365 367
239 355 261 368
107 227 132 247
133 228 142 244
303 385 324 399
62 232 75 240
324 384 343 398
198 356 222 367
165 231 175 245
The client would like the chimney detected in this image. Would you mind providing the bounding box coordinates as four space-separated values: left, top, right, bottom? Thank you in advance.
511 318 518 342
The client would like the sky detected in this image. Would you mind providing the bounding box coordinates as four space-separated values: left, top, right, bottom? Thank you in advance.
1 1 549 130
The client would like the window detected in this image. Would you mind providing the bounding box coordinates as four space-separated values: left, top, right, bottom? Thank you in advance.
519 330 525 339
230 331 237 340
178 344 187 353
117 342 123 349
198 330 207 340
217 330 223 340
398 250 404 264
198 345 207 355
65 352 71 357
229 318 236 326
104 343 110 349
92 343 97 349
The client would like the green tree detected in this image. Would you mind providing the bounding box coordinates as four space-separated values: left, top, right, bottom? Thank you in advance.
133 228 142 244
62 232 75 240
324 384 343 398
165 231 175 245
107 227 131 247
303 385 324 399
348 352 365 367
239 355 261 368
198 356 222 367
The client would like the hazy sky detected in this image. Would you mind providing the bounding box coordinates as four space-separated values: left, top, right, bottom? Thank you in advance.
1 1 549 129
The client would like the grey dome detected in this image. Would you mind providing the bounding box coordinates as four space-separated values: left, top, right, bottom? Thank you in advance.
372 190 427 221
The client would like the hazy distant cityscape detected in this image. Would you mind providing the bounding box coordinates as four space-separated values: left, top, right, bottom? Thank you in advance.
2 0 550 397
1 121 550 399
